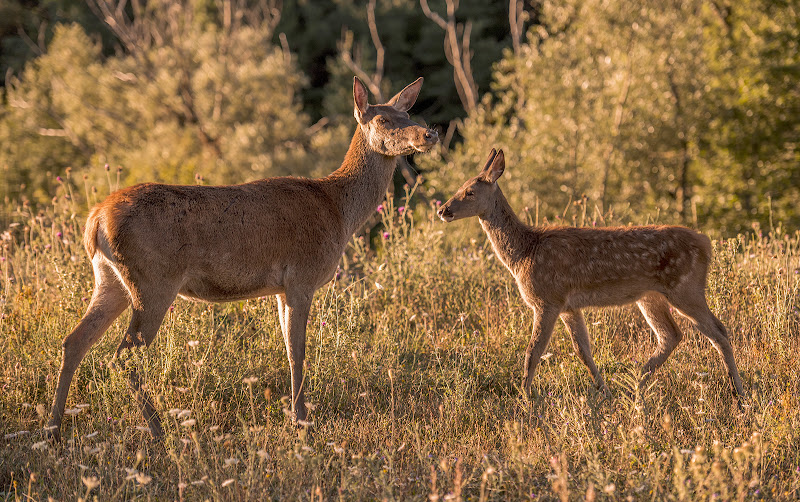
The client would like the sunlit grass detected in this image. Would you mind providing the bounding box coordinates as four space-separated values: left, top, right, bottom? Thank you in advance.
1 182 799 500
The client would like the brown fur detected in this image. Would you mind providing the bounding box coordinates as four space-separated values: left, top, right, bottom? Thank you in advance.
47 77 438 440
438 149 746 399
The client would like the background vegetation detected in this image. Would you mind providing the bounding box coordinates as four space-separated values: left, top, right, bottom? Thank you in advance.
2 0 799 233
1 0 800 499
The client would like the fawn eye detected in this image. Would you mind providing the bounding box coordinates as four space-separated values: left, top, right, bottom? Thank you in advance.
377 116 388 125
466 190 475 197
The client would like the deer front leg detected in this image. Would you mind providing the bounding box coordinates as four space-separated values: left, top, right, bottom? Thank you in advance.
523 306 561 394
282 291 313 423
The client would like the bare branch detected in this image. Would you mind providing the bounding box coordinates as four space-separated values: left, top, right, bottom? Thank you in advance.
420 0 478 113
366 0 385 90
16 20 47 56
340 29 384 101
509 0 525 54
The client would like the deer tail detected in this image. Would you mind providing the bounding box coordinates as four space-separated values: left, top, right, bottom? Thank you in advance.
83 207 101 258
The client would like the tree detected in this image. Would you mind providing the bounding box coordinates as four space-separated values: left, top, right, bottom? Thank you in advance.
1 0 345 207
423 0 800 234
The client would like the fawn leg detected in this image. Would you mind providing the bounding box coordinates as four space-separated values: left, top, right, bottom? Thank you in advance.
523 306 561 393
637 293 684 390
668 293 746 398
48 258 129 441
560 309 609 395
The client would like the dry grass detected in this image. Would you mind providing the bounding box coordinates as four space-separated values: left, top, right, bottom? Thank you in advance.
1 183 799 500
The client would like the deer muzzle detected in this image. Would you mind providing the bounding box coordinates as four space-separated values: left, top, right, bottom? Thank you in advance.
413 128 439 152
437 205 454 222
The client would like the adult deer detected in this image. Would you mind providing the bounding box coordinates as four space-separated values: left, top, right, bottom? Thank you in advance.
48 77 438 440
438 149 746 400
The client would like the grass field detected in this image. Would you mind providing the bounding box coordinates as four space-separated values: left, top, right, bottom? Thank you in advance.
1 188 799 500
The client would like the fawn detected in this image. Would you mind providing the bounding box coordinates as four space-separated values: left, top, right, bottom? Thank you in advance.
438 149 746 399
47 77 438 440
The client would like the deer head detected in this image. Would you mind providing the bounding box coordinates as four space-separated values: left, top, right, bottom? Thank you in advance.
353 77 438 156
438 148 505 222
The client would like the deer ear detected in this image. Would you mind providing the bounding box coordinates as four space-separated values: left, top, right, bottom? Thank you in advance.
387 77 423 112
480 148 498 174
353 77 370 123
485 149 505 183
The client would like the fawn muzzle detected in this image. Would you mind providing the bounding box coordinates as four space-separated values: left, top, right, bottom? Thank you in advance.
437 205 454 222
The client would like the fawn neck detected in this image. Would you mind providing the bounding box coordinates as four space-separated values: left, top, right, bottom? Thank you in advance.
327 127 398 235
479 189 536 271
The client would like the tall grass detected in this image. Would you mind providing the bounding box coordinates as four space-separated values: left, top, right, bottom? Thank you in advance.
1 179 798 500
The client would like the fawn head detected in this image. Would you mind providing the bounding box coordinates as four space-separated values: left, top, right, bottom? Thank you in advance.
438 148 505 222
353 77 438 156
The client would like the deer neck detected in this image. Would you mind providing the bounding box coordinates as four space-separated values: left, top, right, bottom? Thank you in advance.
479 189 534 272
327 127 398 236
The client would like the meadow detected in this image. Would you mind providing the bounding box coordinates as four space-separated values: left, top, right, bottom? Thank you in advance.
1 183 799 501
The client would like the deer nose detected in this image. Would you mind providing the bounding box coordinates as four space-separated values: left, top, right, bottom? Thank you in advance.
437 206 451 220
424 129 438 143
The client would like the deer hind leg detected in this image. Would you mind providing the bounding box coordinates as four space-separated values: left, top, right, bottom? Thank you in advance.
637 293 684 391
275 293 288 337
48 257 130 441
113 287 175 440
523 306 561 394
560 310 610 396
282 290 313 423
666 289 746 398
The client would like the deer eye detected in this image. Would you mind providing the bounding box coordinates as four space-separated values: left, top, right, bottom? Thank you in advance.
376 116 388 125
465 190 475 197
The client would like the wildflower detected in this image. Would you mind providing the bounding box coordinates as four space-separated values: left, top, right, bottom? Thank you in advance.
224 457 240 467
242 376 258 385
32 440 49 451
135 473 152 485
56 176 63 183
187 340 200 348
383 231 390 239
222 479 235 487
376 204 383 213
104 164 110 171
375 282 384 290
181 419 196 428
398 206 405 214
82 476 101 490
177 409 192 419
56 232 63 239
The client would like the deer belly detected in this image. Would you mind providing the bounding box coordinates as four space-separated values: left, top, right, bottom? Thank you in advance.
565 288 648 310
178 272 284 302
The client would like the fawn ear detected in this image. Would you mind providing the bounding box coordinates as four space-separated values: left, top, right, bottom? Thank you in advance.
353 77 370 123
485 149 505 183
387 77 423 112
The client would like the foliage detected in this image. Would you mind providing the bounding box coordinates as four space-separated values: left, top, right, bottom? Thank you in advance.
276 0 511 124
1 185 799 500
0 8 350 208
422 0 800 235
